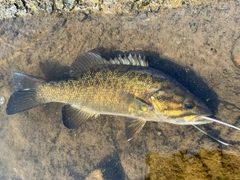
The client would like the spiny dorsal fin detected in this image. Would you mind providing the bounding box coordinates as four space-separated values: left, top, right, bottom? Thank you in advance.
69 52 108 77
62 105 99 129
69 52 148 77
125 119 146 141
109 54 148 67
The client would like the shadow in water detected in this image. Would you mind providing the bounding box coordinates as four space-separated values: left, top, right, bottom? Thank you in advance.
97 152 125 180
39 60 70 81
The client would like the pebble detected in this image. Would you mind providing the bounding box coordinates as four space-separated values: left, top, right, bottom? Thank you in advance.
176 40 181 45
0 96 5 105
64 0 75 10
85 169 104 180
232 37 240 69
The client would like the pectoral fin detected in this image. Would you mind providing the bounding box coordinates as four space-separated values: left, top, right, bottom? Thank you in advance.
62 105 98 129
121 93 150 112
125 119 146 141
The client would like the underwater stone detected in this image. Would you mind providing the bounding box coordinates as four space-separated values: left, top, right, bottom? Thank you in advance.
0 96 5 105
232 37 240 69
64 0 75 10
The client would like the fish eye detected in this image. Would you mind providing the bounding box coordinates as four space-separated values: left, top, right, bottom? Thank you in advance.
184 101 195 109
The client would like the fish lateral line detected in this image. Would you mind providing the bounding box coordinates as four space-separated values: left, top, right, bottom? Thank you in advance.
5 51 240 144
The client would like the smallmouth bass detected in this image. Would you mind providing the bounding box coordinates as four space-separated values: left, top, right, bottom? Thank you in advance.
6 52 240 143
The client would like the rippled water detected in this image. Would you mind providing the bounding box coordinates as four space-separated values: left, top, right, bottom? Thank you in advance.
0 1 240 179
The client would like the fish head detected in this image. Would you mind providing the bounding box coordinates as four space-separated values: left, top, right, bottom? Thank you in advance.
150 84 212 125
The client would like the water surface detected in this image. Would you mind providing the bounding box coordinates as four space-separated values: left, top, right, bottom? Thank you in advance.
0 2 240 179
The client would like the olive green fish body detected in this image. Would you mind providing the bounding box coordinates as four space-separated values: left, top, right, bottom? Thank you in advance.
38 66 165 120
6 52 212 140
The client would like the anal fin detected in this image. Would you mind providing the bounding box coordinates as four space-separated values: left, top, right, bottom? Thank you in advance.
62 105 98 129
125 119 146 141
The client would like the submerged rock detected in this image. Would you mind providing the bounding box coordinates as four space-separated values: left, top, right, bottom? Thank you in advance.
0 96 5 105
232 37 240 69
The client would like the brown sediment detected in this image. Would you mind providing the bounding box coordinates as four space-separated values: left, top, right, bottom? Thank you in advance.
1 1 240 179
145 149 240 180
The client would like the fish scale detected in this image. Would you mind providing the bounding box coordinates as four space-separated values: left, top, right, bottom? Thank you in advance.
39 67 158 115
7 51 240 143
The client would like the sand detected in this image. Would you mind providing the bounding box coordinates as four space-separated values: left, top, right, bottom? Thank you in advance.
0 1 240 179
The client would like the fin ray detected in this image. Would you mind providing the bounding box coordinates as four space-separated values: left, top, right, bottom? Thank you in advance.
12 72 45 91
69 52 108 77
110 54 148 67
62 105 98 129
6 91 42 114
6 72 46 115
121 93 150 112
70 52 148 77
125 119 146 141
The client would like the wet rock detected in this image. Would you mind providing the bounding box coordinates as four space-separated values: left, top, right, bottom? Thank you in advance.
54 0 64 10
0 0 217 20
45 1 54 13
85 169 104 180
0 5 17 19
232 37 240 69
64 0 75 11
0 96 5 105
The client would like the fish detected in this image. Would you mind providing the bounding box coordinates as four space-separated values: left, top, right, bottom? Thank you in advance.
6 51 240 144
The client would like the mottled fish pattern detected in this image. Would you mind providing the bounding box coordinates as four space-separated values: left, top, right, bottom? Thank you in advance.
7 52 212 140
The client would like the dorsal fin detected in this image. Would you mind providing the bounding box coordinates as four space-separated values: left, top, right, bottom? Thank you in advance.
69 52 109 77
69 52 148 77
109 54 148 67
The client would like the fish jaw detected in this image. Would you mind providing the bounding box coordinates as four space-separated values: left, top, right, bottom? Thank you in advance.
166 114 213 125
175 106 213 125
153 102 213 125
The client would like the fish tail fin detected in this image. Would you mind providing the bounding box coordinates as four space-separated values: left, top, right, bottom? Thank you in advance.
6 72 46 115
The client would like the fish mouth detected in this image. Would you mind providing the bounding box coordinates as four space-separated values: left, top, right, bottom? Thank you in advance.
167 115 212 125
175 112 213 125
163 113 213 125
191 113 213 124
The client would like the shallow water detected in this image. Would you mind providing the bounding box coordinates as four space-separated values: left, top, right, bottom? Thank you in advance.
0 1 240 179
